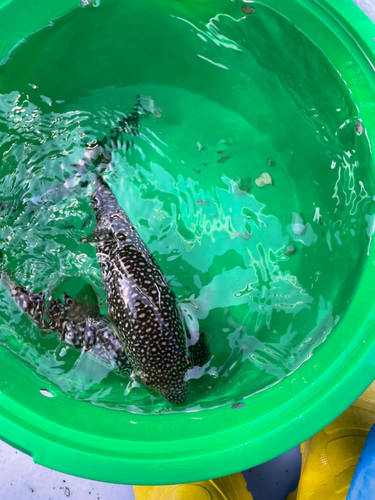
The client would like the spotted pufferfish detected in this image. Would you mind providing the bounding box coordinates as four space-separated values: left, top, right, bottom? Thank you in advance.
3 96 209 404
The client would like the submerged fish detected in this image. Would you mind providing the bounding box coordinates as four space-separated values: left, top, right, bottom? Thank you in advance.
81 182 192 401
2 275 132 374
4 96 209 404
80 97 210 403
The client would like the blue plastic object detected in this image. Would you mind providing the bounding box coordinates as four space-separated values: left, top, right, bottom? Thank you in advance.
347 424 375 499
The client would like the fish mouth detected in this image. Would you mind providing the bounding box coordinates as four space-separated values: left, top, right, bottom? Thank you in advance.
159 382 188 405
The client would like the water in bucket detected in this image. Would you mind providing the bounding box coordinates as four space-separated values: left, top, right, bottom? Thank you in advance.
0 0 373 413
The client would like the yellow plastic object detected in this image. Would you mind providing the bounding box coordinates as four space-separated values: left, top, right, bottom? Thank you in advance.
133 472 254 500
287 381 375 500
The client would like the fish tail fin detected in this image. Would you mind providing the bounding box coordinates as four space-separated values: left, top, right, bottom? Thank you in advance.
107 97 141 151
83 95 161 179
108 94 161 150
1 271 46 328
83 96 144 175
117 95 142 135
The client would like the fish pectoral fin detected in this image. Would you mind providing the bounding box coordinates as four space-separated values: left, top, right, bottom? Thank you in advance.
188 331 210 367
80 227 114 245
67 301 100 322
106 311 119 330
61 284 100 322
74 284 100 318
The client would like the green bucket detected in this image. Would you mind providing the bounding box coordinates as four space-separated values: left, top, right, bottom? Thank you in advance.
0 0 374 486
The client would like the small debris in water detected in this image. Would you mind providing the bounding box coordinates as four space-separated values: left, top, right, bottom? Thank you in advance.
284 245 296 256
355 121 363 136
218 156 230 163
255 172 273 187
292 212 307 235
231 402 246 409
80 0 92 5
241 5 256 15
197 141 204 152
267 157 275 166
313 207 323 224
217 150 228 154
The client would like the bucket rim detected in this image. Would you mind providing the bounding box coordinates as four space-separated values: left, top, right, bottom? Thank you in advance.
0 0 374 485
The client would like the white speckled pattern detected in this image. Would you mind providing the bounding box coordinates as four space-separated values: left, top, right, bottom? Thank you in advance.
0 2 372 500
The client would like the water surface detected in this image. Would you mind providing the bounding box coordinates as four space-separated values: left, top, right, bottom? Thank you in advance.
0 0 373 412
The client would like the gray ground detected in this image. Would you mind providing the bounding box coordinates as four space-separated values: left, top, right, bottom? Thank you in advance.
352 0 375 21
0 1 372 500
0 438 300 500
0 440 135 500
